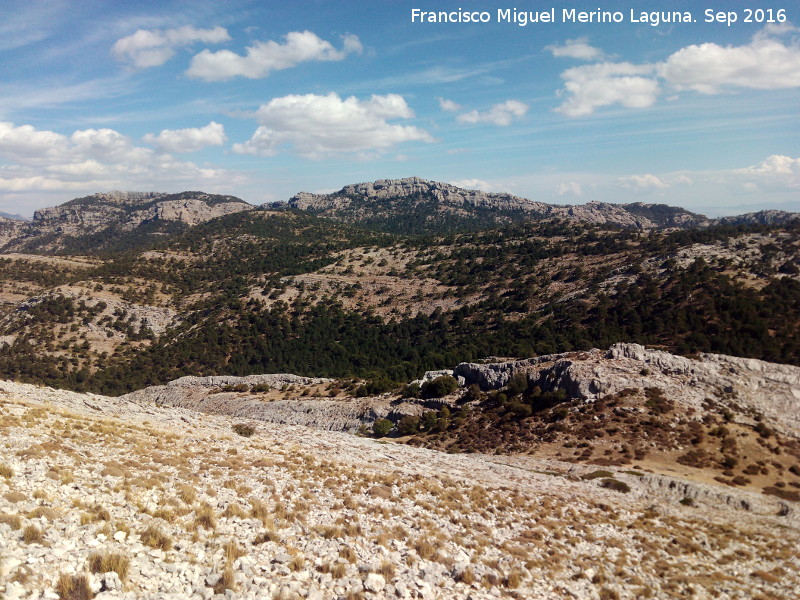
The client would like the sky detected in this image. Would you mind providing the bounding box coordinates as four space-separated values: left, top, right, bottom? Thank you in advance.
0 0 798 218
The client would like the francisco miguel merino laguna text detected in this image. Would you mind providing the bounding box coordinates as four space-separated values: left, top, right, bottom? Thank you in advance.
411 8 788 27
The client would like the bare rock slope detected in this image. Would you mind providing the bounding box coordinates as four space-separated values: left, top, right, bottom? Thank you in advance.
285 177 712 231
1 377 799 599
1 191 252 253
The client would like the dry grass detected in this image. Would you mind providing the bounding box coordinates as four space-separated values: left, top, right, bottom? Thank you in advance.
140 524 173 551
194 503 217 530
213 563 236 594
177 484 197 504
0 462 13 479
87 551 130 581
288 555 305 572
253 529 281 545
4 491 27 503
22 524 44 544
0 512 22 530
55 573 93 600
223 539 246 563
339 546 357 563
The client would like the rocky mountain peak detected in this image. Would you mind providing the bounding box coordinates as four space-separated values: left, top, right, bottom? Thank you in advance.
283 177 715 233
3 190 253 254
289 177 549 214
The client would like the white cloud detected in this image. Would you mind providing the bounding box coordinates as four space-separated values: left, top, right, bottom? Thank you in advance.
186 31 361 81
546 37 604 61
437 97 462 112
457 100 528 126
555 62 659 117
617 173 670 191
112 25 230 68
555 26 800 117
554 181 583 196
0 121 236 196
659 26 800 93
232 93 432 159
143 122 226 153
737 154 800 188
450 179 491 191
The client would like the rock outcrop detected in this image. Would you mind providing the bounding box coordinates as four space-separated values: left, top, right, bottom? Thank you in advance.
454 343 800 434
284 177 712 231
1 191 253 253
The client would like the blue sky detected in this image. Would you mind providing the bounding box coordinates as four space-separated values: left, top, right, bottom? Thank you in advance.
0 0 798 217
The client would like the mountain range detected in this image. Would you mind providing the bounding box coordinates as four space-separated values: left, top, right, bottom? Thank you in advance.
2 178 798 254
0 178 799 598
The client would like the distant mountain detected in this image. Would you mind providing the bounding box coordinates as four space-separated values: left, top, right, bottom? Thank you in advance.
0 191 253 254
0 211 27 221
282 177 712 234
1 178 797 255
717 210 800 227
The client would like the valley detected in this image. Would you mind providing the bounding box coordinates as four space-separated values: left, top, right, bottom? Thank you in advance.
0 179 799 599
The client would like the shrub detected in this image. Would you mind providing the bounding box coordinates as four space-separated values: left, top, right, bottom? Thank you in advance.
420 411 439 431
506 372 529 396
396 415 420 436
507 401 532 419
232 423 256 437
0 463 13 479
372 418 393 438
401 383 421 398
421 375 458 399
462 383 482 402
582 470 613 480
600 478 631 493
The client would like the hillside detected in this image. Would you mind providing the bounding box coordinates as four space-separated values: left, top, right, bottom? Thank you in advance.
283 177 712 234
0 191 253 255
0 183 799 599
1 377 798 599
0 203 798 394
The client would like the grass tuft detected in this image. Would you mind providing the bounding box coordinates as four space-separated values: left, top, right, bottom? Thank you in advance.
55 573 93 600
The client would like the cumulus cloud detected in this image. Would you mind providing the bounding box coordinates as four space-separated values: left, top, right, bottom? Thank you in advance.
737 154 800 188
186 31 361 81
617 173 670 191
555 26 800 116
659 26 800 93
555 62 659 117
450 178 492 191
112 26 230 68
232 93 432 159
554 181 583 196
143 122 226 153
437 97 462 111
457 100 528 126
546 37 605 61
0 121 233 194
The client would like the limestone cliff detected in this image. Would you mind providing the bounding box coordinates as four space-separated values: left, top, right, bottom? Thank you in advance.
284 177 713 233
1 191 253 253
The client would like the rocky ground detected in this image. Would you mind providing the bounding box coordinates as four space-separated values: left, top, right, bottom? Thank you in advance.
1 373 799 599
